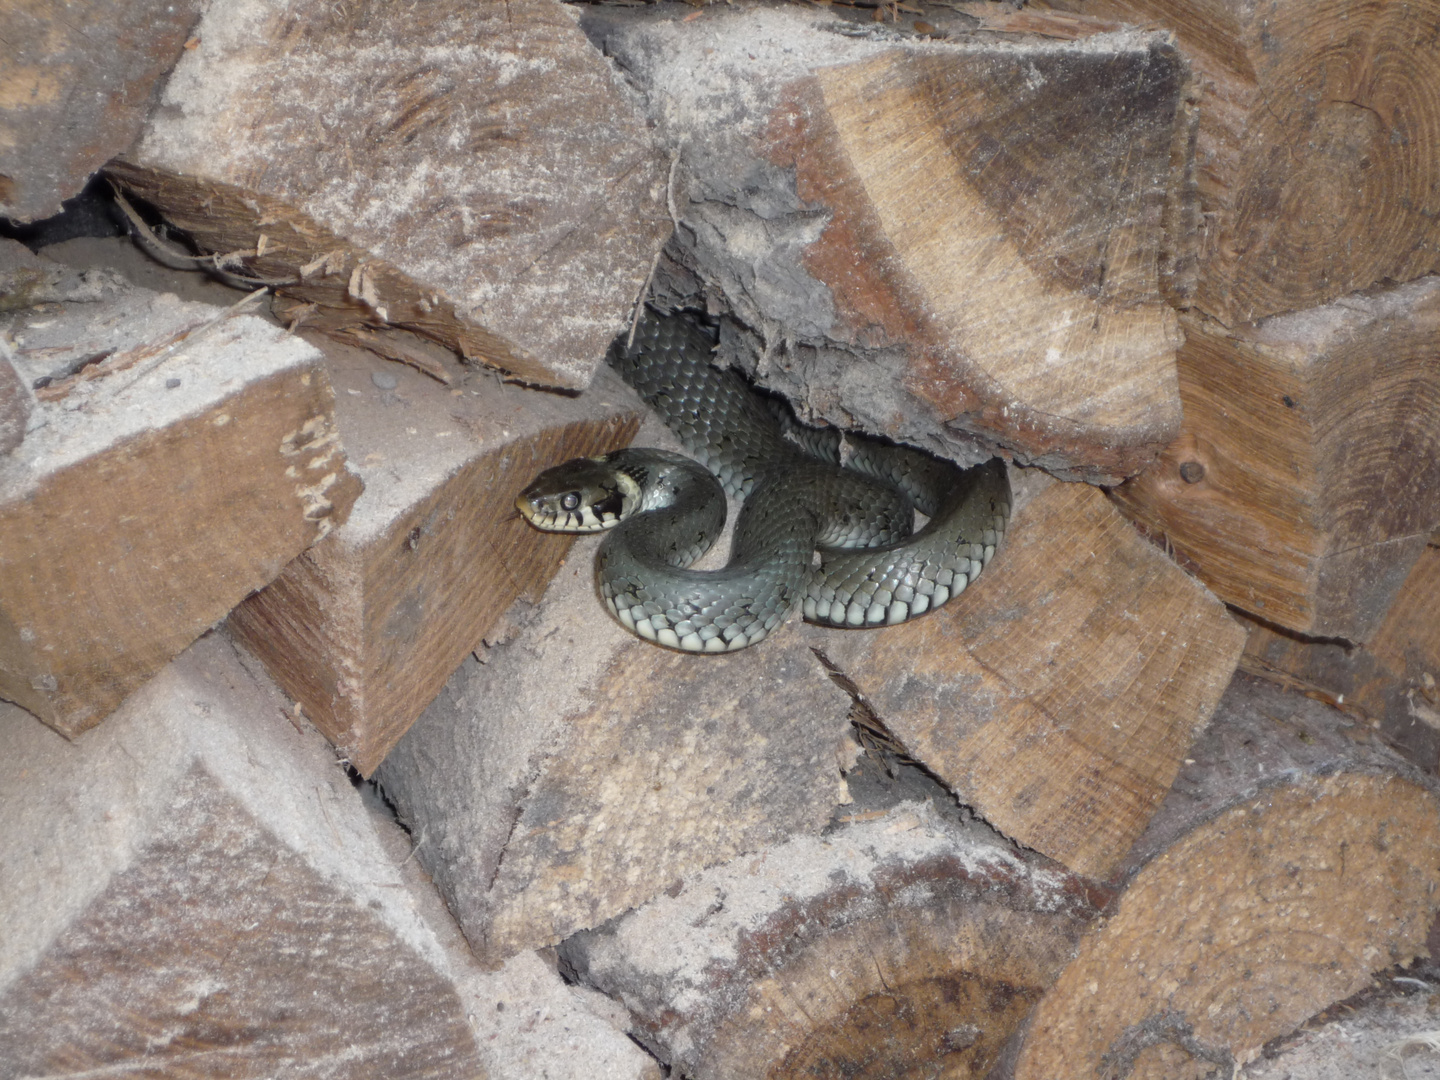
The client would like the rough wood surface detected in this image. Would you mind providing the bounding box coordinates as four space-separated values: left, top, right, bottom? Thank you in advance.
228 337 641 777
0 0 201 222
0 346 27 457
1038 0 1440 324
0 278 360 737
818 475 1246 879
583 3 1191 483
1003 673 1440 1080
0 634 484 1078
1111 277 1440 642
109 0 670 390
1240 535 1440 774
374 419 855 965
560 803 1101 1080
1239 966 1440 1079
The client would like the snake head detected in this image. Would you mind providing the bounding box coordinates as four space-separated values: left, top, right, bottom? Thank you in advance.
515 455 640 533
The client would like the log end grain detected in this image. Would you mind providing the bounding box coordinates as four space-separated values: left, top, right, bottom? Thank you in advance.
821 476 1246 879
228 341 643 776
0 283 360 737
1113 280 1440 641
1011 673 1440 1079
112 0 672 389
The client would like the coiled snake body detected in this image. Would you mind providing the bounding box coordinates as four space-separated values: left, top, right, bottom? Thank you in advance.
517 309 1011 652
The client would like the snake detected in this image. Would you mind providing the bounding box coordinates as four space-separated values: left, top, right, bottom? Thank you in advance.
516 307 1011 653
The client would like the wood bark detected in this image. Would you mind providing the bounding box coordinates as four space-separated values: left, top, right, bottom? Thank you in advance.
373 419 856 965
1239 965 1440 1079
1111 277 1440 642
560 804 1102 1080
582 3 1193 483
227 336 641 777
817 475 1246 879
0 634 485 1078
0 0 201 223
1039 0 1440 325
1240 532 1440 775
0 276 360 737
1002 673 1440 1080
107 0 671 390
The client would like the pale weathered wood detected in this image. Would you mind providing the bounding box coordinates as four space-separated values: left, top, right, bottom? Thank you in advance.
0 346 27 457
560 804 1101 1080
109 0 670 390
1004 673 1440 1080
0 634 485 1078
227 336 642 777
0 279 360 737
818 475 1246 879
1111 277 1440 642
1240 534 1440 773
584 4 1191 483
0 0 201 222
374 424 856 964
1038 0 1440 324
1239 971 1440 1079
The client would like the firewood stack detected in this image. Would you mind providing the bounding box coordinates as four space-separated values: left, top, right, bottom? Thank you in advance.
2 0 1438 1076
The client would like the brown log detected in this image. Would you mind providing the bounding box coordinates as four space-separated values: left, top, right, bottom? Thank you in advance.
583 4 1194 483
1004 672 1440 1080
0 0 201 223
374 424 856 965
559 803 1102 1080
0 277 361 737
1037 0 1440 325
107 0 670 390
817 475 1246 879
227 334 642 777
0 633 486 1077
1239 532 1440 774
1111 277 1440 642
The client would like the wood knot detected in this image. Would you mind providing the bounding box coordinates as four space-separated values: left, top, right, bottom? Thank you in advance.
1178 461 1206 484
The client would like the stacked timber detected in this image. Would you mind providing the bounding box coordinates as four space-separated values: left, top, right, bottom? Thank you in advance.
2 0 1439 1077
1036 0 1440 778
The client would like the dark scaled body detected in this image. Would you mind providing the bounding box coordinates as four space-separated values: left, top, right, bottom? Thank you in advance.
517 308 1012 652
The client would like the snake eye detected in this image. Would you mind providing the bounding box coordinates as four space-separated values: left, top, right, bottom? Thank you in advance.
561 491 581 511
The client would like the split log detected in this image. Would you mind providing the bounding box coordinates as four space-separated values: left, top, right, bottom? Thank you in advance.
107 0 670 390
817 475 1246 879
1002 672 1440 1080
1037 0 1440 325
1111 277 1440 642
464 950 663 1080
0 633 486 1077
582 4 1193 483
374 422 856 965
0 274 361 737
0 0 201 223
228 334 642 777
559 803 1102 1080
1240 532 1440 774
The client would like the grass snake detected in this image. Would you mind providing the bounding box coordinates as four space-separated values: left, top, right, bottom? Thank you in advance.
517 308 1011 652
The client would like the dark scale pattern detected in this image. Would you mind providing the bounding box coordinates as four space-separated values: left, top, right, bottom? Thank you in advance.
590 308 1012 650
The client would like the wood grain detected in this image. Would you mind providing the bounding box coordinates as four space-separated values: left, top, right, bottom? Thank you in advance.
1039 0 1440 323
228 338 642 777
560 806 1101 1080
819 478 1246 879
586 5 1192 482
1111 277 1440 641
0 290 360 737
109 0 670 389
1007 674 1440 1080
